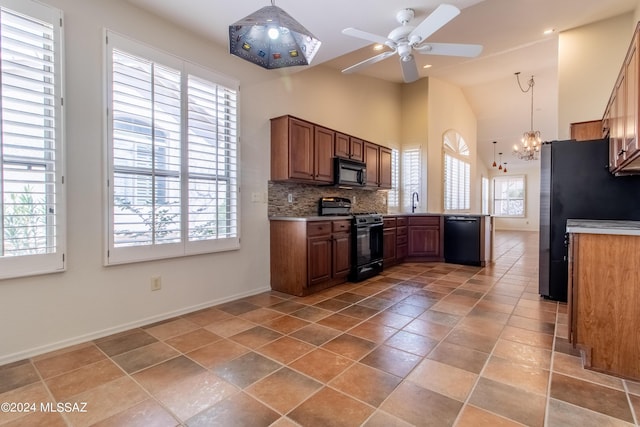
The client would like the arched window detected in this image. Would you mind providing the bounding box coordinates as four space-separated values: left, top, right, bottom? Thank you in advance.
443 130 470 211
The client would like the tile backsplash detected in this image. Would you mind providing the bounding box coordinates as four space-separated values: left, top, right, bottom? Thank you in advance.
268 181 388 217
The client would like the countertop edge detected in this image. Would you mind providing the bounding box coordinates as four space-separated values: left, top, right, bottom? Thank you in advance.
566 219 640 236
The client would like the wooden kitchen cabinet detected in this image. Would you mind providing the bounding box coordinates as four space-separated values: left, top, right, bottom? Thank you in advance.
570 120 603 141
379 146 392 189
364 141 379 187
606 22 640 174
383 217 397 266
396 217 408 262
335 133 364 162
407 215 444 262
363 142 392 189
271 115 334 184
270 218 351 296
568 222 640 381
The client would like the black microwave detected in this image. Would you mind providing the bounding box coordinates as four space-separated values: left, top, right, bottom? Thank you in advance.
334 157 366 187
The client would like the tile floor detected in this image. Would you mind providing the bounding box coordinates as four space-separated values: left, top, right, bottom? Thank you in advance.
1 230 639 426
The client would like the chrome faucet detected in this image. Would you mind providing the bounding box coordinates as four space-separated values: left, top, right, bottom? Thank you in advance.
411 191 419 213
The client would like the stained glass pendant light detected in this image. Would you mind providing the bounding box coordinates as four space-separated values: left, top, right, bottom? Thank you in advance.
229 1 322 69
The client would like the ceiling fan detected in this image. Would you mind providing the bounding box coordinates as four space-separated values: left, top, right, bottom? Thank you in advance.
341 4 483 83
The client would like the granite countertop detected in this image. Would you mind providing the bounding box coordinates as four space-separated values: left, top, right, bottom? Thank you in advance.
566 219 640 236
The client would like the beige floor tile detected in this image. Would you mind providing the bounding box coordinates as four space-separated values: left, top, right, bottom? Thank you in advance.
407 359 477 402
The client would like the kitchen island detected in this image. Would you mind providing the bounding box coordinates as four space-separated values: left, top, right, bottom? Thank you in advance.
566 219 640 381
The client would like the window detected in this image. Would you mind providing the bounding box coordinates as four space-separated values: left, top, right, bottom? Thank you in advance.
0 1 65 279
105 31 239 265
443 130 470 211
387 148 399 210
481 176 489 215
493 175 525 217
402 147 421 212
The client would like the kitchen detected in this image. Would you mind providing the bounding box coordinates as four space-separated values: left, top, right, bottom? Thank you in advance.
2 0 640 425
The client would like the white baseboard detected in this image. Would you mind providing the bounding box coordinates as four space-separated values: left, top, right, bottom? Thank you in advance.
0 285 271 366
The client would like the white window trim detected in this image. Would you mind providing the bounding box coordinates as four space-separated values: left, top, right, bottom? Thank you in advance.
443 130 470 212
0 0 66 280
402 147 421 213
492 174 526 218
103 30 240 265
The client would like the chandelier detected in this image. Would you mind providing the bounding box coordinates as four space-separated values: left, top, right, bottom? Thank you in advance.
513 72 541 161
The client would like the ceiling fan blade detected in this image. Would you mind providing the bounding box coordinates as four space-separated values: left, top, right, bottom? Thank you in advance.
342 27 391 46
409 4 460 45
342 50 396 74
415 42 483 57
400 56 419 83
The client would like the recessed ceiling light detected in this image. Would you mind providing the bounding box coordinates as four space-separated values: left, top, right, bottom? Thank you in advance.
373 44 384 51
543 28 555 35
423 64 432 69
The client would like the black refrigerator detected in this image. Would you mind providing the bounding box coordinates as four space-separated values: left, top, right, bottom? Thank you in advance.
539 139 640 301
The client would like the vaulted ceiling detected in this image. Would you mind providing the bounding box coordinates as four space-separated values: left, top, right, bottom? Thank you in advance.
125 0 637 169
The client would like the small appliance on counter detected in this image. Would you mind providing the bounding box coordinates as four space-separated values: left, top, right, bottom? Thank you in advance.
318 196 352 216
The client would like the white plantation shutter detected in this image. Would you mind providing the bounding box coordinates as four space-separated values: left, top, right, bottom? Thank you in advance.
443 130 470 211
387 148 399 210
186 74 238 249
402 148 421 212
0 1 65 279
106 31 239 264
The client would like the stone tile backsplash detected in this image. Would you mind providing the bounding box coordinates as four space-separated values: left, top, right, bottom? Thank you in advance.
268 181 388 217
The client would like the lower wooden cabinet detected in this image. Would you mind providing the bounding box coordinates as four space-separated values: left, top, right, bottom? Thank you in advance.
568 229 640 381
383 217 397 266
270 219 351 296
406 215 444 261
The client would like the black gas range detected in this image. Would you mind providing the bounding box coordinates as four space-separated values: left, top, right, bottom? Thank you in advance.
318 198 384 282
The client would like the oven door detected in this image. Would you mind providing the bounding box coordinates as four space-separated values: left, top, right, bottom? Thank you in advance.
353 222 383 266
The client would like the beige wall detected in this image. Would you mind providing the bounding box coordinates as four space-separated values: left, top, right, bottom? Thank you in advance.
0 0 401 363
558 12 635 139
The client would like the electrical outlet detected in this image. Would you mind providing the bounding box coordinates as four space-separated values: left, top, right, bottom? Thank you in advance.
287 193 293 203
150 276 162 291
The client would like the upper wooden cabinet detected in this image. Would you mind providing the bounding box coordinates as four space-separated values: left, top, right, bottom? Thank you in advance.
271 115 391 187
570 120 603 141
605 22 640 174
335 133 364 162
271 115 334 184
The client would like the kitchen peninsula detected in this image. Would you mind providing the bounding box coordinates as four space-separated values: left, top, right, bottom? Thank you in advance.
566 219 640 381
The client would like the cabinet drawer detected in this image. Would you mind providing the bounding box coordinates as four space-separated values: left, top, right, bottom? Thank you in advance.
397 235 407 245
397 226 407 236
307 221 331 236
397 217 408 226
408 216 440 226
383 218 397 229
332 220 351 233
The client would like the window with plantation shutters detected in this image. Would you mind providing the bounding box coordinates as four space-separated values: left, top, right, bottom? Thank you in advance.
443 130 470 211
0 1 65 279
105 31 239 265
402 148 421 212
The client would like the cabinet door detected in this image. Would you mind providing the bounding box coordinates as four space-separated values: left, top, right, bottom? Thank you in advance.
383 228 397 263
308 236 332 286
364 142 379 187
408 226 440 258
288 118 314 180
625 37 638 158
314 126 335 183
350 137 364 161
335 132 350 159
332 232 351 279
379 147 392 189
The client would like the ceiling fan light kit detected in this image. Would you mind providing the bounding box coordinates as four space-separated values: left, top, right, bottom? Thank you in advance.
341 4 483 83
228 1 321 69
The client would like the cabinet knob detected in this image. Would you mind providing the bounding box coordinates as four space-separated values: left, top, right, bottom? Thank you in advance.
618 149 626 157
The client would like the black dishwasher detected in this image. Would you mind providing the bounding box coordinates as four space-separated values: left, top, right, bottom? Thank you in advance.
444 216 482 266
